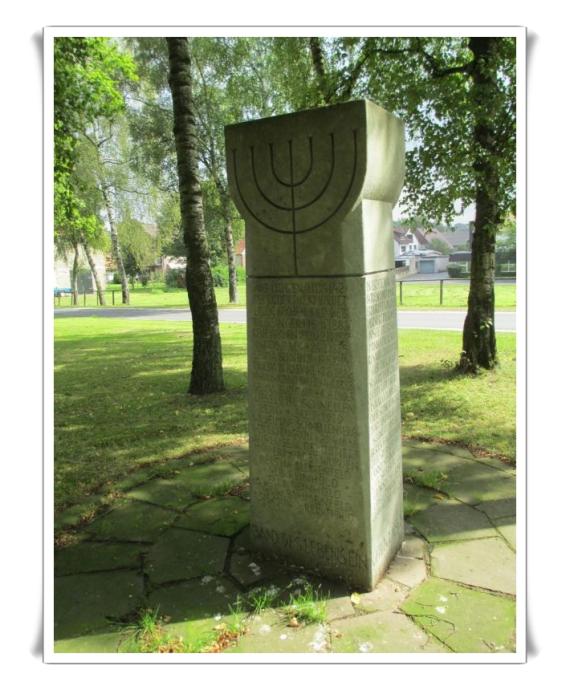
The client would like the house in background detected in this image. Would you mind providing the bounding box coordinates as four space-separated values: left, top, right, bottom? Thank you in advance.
54 247 106 293
393 227 450 275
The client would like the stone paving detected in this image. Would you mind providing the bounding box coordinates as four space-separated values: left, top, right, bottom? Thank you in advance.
54 441 516 654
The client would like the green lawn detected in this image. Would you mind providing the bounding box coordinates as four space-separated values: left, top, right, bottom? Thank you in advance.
54 318 515 515
54 281 516 311
54 285 245 309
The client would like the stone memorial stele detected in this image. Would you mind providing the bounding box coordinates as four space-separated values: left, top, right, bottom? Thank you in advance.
225 99 405 590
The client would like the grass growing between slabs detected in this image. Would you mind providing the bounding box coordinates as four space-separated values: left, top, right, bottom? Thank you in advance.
54 317 516 513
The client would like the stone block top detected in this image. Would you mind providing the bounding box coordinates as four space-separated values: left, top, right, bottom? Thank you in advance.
225 100 405 277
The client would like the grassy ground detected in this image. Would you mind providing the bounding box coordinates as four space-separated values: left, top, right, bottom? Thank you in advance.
54 318 515 512
54 281 516 311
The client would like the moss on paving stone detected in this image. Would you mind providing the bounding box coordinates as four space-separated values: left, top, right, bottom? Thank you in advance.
403 483 441 517
403 440 475 460
442 462 515 506
170 461 247 497
408 499 498 542
147 575 240 647
55 541 142 576
85 500 177 542
176 496 250 537
124 477 199 511
430 538 516 595
54 630 133 653
55 571 143 640
400 577 516 652
146 528 229 584
402 446 466 475
225 611 330 653
478 498 517 520
330 610 447 653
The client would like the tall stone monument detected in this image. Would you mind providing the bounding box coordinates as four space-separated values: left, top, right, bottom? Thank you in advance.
225 100 405 590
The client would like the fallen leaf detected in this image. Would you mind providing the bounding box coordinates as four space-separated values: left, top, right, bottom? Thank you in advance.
350 592 361 605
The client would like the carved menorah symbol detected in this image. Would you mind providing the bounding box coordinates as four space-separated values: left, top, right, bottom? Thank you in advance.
231 129 359 274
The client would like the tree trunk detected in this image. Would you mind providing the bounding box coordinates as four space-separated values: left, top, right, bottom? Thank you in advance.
219 186 238 304
309 37 329 104
81 236 106 305
458 38 502 373
101 186 129 305
167 37 224 394
71 243 79 306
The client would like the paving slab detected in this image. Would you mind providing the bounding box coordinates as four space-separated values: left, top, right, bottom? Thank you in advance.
146 528 229 585
478 498 517 520
352 579 408 615
124 478 199 511
225 611 330 653
55 571 143 640
330 610 447 653
54 630 133 653
55 541 142 576
169 461 247 497
403 483 441 518
229 551 288 587
147 575 241 647
176 496 250 537
85 500 177 542
408 499 498 543
399 535 427 560
386 555 427 588
402 446 466 474
442 462 516 506
493 515 516 550
403 441 475 460
400 578 516 653
431 538 516 595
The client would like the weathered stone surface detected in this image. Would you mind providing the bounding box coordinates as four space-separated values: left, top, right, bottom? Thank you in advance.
55 541 142 576
176 496 249 537
226 101 404 588
124 479 198 511
400 578 516 653
431 538 516 595
226 100 405 590
85 500 176 542
54 571 143 640
442 462 516 506
403 483 440 518
147 576 241 642
399 535 427 560
54 630 132 653
146 528 229 584
385 555 427 588
353 579 408 614
478 498 517 520
330 610 447 653
494 515 516 550
229 552 287 587
225 611 330 653
408 499 497 543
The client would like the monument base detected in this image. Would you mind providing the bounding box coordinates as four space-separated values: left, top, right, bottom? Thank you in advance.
247 269 404 591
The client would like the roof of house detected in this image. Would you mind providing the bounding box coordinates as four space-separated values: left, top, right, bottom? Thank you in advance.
234 239 246 254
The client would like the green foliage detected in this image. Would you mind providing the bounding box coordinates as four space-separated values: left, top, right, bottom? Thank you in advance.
447 262 468 278
428 238 452 255
165 268 186 288
283 584 327 625
117 216 158 280
54 37 137 241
